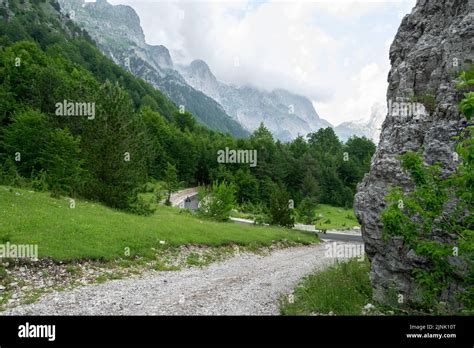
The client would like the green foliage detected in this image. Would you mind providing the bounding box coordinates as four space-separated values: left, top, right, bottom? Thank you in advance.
269 185 295 228
307 127 342 154
0 265 7 279
233 168 259 204
1 110 50 176
381 71 474 312
164 162 178 205
456 66 474 90
127 191 157 216
198 181 236 221
173 111 196 132
457 67 474 120
30 169 48 192
0 0 376 221
298 197 318 224
39 128 84 195
281 258 372 315
459 92 474 119
0 159 24 187
80 81 149 209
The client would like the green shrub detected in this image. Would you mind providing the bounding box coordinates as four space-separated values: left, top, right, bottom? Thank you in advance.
298 197 317 224
198 181 236 222
30 169 49 192
128 192 157 216
381 69 474 312
269 185 294 228
0 265 7 279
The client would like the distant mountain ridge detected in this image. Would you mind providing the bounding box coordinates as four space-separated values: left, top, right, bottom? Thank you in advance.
58 0 248 137
58 0 382 143
178 59 333 141
334 103 386 142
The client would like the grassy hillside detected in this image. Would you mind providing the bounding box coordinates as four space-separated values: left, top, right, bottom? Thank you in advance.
312 204 360 230
0 186 317 261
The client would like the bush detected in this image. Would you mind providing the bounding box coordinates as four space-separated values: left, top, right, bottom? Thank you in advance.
30 169 49 191
0 159 25 187
127 192 156 216
298 197 317 224
198 181 236 221
269 185 294 228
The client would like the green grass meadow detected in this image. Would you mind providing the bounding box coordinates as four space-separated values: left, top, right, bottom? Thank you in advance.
312 204 360 230
0 186 318 261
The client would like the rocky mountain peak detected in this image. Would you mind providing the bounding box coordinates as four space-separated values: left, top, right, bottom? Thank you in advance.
178 61 333 140
59 0 146 46
149 45 173 70
58 0 248 137
188 59 216 80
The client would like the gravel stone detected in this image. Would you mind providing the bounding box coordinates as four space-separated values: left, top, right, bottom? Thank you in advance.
2 242 361 315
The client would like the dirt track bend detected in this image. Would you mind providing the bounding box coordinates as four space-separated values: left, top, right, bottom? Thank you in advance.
3 242 362 315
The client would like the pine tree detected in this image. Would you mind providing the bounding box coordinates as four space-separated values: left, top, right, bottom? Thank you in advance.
164 162 178 205
80 81 148 209
269 185 295 228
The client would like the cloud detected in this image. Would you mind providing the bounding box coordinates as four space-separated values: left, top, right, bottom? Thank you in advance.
108 0 416 124
315 62 389 125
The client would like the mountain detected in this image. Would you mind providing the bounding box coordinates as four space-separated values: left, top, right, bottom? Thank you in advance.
57 0 382 144
179 59 333 141
58 0 334 142
57 0 248 138
333 103 386 142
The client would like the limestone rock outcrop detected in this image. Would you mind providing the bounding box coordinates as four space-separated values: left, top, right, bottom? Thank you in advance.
355 0 473 309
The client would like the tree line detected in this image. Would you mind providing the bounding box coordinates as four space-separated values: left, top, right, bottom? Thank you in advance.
0 0 376 222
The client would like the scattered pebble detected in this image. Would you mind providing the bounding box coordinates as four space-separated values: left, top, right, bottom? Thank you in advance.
1 243 360 315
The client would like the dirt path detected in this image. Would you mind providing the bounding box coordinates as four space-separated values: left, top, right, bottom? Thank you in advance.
2 242 362 315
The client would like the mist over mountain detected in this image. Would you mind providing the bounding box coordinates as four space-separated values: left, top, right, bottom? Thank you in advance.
333 103 386 143
58 0 248 137
178 59 333 141
58 0 381 142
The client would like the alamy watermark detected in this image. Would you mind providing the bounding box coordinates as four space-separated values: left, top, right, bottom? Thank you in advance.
55 100 95 120
324 242 364 261
388 99 426 118
0 242 38 260
217 147 257 167
18 322 55 342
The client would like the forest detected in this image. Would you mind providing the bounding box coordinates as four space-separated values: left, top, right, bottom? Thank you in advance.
0 0 375 225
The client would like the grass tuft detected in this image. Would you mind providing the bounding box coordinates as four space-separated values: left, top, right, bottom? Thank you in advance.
280 258 371 315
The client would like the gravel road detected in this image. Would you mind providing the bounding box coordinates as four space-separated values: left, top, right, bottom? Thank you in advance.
2 242 362 315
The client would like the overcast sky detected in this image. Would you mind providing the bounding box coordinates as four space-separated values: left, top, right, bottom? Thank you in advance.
108 0 416 125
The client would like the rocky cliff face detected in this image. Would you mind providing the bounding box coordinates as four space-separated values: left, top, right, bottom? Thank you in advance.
355 0 473 308
58 0 248 137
